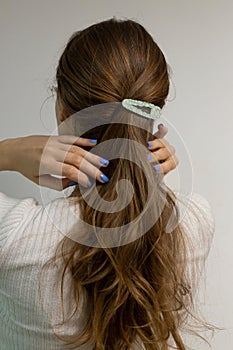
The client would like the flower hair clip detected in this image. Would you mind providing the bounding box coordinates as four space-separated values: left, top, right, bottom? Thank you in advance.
122 98 161 120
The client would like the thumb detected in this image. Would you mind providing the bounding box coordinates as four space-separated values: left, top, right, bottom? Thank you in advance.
37 175 72 191
153 124 168 139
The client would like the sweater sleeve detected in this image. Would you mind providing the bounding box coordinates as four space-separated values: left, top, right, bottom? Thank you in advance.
177 192 215 260
0 192 38 249
174 191 215 298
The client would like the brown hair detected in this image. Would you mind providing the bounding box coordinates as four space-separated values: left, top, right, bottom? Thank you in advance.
47 18 212 349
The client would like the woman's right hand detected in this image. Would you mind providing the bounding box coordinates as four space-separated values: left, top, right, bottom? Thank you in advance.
148 124 179 175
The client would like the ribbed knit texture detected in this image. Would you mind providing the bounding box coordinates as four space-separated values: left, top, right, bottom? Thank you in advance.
0 191 215 350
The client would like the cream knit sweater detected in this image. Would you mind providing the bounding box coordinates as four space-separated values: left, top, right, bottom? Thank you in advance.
0 191 215 350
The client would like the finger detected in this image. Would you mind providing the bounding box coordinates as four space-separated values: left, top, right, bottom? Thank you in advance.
39 160 91 187
37 174 90 191
58 144 110 168
156 155 179 175
59 163 94 186
147 138 170 151
57 135 97 147
40 158 106 186
148 146 175 163
153 124 168 139
63 153 109 183
37 175 66 191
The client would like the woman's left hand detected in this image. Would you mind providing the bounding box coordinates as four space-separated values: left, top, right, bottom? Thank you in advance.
148 124 179 175
0 135 110 190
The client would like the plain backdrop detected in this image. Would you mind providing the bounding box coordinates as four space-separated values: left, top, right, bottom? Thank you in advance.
0 0 232 348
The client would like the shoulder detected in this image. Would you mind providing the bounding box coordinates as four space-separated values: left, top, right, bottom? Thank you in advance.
0 191 39 243
175 191 215 231
0 192 79 250
0 191 38 224
0 192 77 223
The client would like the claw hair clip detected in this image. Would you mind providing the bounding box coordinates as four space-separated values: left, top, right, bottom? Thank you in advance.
122 99 161 120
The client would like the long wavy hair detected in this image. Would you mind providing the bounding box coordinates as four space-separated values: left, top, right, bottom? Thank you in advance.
44 18 213 349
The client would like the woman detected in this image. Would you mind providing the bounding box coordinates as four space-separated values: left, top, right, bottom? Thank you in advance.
0 18 214 350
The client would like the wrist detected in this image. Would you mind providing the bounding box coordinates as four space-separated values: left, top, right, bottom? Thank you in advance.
0 138 20 171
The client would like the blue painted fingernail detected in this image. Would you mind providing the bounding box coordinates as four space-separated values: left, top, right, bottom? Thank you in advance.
154 165 161 172
89 139 97 143
147 154 152 161
68 181 78 187
147 141 152 147
87 180 92 188
100 173 109 183
99 158 109 166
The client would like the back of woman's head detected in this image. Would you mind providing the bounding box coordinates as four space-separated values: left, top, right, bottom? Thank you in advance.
49 18 208 350
56 17 169 114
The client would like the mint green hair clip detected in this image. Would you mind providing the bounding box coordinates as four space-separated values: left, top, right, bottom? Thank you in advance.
122 99 161 120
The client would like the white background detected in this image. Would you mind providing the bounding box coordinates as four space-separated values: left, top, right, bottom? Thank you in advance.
0 1 232 348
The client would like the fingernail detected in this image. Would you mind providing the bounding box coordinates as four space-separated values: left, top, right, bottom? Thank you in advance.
89 139 97 143
147 141 152 148
68 181 78 187
158 123 164 127
99 158 109 166
87 180 92 188
147 154 152 161
100 173 109 183
154 165 161 172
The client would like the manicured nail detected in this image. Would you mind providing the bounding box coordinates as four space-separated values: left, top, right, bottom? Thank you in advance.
147 154 152 161
147 141 152 148
100 173 109 183
68 181 78 187
87 180 92 188
154 165 161 172
99 158 109 166
89 139 97 143
158 123 164 127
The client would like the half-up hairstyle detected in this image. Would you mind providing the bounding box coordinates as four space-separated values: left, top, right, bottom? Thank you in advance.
43 18 213 350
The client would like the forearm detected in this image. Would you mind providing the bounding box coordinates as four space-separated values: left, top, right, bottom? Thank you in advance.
0 138 18 171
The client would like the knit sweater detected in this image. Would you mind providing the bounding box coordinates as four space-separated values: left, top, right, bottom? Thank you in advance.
0 191 215 350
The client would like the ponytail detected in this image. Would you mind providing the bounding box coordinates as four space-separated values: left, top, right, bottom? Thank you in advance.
52 110 192 349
